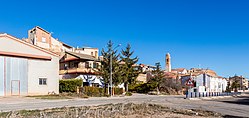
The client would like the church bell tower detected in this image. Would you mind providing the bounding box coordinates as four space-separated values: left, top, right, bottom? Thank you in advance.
166 53 171 72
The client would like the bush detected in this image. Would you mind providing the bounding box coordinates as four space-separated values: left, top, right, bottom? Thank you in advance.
129 83 155 93
59 79 83 93
114 87 124 95
125 92 132 96
82 86 104 97
81 86 123 97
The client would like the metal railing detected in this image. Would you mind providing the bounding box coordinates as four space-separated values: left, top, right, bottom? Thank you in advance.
185 92 241 98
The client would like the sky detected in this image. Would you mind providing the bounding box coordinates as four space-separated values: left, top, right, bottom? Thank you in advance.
0 0 248 77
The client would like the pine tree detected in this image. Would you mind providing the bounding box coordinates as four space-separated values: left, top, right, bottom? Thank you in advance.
120 44 139 92
97 40 121 95
150 62 165 95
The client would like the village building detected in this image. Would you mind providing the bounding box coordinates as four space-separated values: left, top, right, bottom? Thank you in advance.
0 33 59 96
24 26 103 87
171 68 188 75
24 26 63 55
164 53 187 80
181 71 227 93
59 51 102 86
134 64 156 83
228 75 248 91
164 53 228 93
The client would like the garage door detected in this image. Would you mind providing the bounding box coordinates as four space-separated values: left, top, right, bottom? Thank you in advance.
1 56 28 96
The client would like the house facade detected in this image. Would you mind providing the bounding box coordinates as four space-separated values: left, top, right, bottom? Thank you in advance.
134 64 157 83
25 26 63 54
181 73 227 93
24 26 103 87
59 51 103 86
59 51 100 78
228 75 248 91
0 33 59 96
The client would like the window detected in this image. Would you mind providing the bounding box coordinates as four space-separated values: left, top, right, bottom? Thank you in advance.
64 63 69 69
42 37 46 43
39 78 47 85
85 62 90 68
93 62 98 68
91 52 94 56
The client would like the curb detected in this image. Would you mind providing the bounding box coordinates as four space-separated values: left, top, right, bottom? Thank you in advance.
187 96 234 100
187 98 201 100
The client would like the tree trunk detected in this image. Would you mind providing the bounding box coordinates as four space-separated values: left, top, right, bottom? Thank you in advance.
104 84 106 95
126 83 129 92
157 86 160 95
107 84 109 95
113 86 115 96
124 82 128 92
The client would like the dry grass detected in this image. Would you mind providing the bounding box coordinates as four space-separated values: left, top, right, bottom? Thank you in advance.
0 103 222 118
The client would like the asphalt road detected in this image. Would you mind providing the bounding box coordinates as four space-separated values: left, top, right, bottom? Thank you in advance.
0 93 249 117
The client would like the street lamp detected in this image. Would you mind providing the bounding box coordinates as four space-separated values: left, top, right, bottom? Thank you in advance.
109 44 121 97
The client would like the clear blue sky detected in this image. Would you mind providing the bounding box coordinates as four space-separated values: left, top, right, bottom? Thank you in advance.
0 0 248 77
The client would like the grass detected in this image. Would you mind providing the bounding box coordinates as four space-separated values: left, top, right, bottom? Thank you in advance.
27 93 89 100
27 94 72 100
0 112 9 118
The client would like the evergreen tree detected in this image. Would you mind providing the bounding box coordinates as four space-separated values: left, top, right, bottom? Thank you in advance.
150 62 165 95
97 40 121 95
231 80 240 92
120 44 139 92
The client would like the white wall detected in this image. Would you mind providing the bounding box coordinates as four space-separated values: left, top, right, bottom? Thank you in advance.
36 42 50 49
0 36 51 56
0 35 59 95
28 56 59 95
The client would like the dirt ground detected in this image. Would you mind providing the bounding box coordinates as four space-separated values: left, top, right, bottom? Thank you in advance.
0 103 222 118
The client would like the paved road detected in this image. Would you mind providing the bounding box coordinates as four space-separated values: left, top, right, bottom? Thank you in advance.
0 93 249 117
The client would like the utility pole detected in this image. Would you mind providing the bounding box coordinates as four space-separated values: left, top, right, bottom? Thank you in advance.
109 43 121 97
109 44 113 97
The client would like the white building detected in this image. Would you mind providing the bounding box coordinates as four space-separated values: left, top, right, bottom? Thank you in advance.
181 73 227 93
0 33 59 96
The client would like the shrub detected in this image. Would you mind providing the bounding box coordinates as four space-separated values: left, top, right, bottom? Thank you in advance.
129 83 154 93
59 79 83 93
114 87 124 95
125 92 132 96
81 86 123 97
82 86 104 97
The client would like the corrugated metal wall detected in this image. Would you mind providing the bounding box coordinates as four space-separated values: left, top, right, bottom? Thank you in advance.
0 56 28 96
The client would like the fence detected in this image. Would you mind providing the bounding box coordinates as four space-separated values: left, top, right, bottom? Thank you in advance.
186 92 241 98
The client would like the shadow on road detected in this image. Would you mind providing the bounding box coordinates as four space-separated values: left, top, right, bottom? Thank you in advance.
218 93 249 106
223 115 246 118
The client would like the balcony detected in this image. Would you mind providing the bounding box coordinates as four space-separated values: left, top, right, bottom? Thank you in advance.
59 68 98 75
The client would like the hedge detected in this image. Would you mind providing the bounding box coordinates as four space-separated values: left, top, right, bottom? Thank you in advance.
59 79 83 93
129 83 155 93
82 86 105 97
114 87 123 95
81 86 124 97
